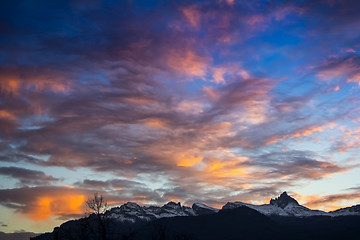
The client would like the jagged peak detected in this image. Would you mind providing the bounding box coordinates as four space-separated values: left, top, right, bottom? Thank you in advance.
163 201 181 208
270 191 299 209
119 202 142 211
123 202 141 207
192 202 209 208
192 202 218 215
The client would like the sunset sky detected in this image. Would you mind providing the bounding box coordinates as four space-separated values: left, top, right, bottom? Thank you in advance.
1 0 360 234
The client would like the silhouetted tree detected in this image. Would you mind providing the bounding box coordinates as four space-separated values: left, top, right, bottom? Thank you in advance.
86 193 108 240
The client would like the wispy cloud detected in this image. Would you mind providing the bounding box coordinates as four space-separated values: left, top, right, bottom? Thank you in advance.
299 192 360 211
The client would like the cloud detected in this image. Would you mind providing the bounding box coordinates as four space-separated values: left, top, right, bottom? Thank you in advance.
180 6 201 28
0 65 72 95
332 125 360 152
346 185 360 192
203 77 274 123
315 55 360 87
0 186 87 220
75 179 163 204
167 49 210 79
253 150 351 180
299 192 360 211
265 123 334 145
0 181 161 222
1 1 360 230
0 167 59 186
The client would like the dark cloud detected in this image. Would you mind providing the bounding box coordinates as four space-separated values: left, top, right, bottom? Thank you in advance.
253 151 350 180
346 186 360 192
75 179 163 203
0 167 59 186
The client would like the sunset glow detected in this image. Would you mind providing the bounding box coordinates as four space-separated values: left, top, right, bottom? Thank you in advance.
1 0 360 234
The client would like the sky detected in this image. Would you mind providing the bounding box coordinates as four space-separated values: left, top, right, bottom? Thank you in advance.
1 0 360 234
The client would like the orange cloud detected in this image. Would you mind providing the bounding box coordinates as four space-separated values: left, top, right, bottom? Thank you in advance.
0 110 16 120
0 187 90 222
177 155 203 167
123 96 156 105
1 79 21 94
226 0 235 5
338 141 360 152
218 0 235 6
0 67 71 95
28 193 86 220
291 125 326 137
143 118 167 128
295 192 360 212
266 123 334 145
204 157 249 179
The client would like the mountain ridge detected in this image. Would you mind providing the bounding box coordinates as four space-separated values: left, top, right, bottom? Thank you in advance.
32 191 360 240
105 191 359 223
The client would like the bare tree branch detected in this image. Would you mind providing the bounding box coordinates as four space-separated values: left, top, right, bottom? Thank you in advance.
86 192 108 216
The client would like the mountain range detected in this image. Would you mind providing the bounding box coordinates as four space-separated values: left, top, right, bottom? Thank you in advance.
32 192 360 240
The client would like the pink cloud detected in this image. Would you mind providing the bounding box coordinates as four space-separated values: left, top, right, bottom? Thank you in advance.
245 15 265 26
167 49 210 79
347 72 360 85
180 6 201 28
317 58 360 82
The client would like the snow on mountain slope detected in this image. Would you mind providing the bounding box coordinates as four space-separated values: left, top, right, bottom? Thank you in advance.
106 201 199 223
223 201 289 216
223 192 329 217
192 203 219 215
105 192 359 223
329 204 360 216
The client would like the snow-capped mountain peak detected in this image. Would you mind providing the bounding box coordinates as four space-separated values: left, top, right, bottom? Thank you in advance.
192 203 219 215
106 201 217 223
106 192 359 224
223 192 330 217
270 191 299 208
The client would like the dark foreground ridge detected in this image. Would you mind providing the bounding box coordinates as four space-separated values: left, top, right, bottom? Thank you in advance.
0 231 39 240
32 192 360 240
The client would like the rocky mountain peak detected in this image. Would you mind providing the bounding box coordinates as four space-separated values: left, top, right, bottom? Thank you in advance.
192 203 219 215
270 191 299 209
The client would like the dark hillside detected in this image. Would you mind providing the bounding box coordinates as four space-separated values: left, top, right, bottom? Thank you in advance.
32 207 360 240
